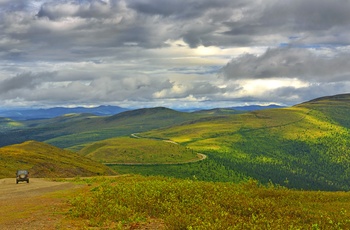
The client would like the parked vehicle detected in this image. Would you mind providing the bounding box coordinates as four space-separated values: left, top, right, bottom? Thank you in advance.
16 170 29 184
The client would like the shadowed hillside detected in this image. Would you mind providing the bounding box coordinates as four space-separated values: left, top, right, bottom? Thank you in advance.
0 107 211 150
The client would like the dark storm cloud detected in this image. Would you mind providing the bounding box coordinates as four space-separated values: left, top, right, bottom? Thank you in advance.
2 0 350 59
36 0 115 20
0 72 57 94
127 0 246 19
221 47 350 82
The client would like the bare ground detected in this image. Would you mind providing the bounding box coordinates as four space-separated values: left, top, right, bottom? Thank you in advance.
0 177 166 229
0 178 83 230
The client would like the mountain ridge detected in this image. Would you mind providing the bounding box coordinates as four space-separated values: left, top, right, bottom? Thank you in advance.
0 105 129 120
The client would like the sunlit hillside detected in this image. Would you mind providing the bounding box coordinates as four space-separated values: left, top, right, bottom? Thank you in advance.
0 94 349 190
140 94 350 190
0 107 212 150
0 141 115 178
78 136 200 164
0 117 24 130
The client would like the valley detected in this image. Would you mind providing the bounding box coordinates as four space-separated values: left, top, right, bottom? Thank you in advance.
0 93 349 229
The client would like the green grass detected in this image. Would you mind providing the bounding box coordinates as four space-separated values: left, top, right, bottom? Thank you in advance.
109 157 246 183
0 107 212 149
1 94 349 191
0 141 116 178
68 175 350 229
137 95 350 190
78 136 200 164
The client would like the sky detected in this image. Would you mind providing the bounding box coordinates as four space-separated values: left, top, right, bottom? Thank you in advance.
0 0 349 109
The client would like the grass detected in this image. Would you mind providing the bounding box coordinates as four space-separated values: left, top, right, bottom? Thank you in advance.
68 175 350 229
0 141 116 178
136 96 350 190
78 136 199 164
0 107 205 148
1 94 349 191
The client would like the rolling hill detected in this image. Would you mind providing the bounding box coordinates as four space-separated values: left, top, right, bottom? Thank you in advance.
0 141 116 178
0 94 349 190
78 136 200 164
0 107 217 150
138 93 350 190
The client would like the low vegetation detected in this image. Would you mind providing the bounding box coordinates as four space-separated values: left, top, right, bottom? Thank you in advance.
0 107 211 149
78 136 200 164
0 141 115 178
139 95 350 190
0 94 349 191
0 94 350 228
69 175 350 229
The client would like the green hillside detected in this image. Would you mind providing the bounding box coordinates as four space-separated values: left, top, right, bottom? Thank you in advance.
0 107 211 150
0 94 349 190
69 175 350 229
139 94 350 190
0 141 116 178
78 136 200 164
0 117 24 130
297 93 350 128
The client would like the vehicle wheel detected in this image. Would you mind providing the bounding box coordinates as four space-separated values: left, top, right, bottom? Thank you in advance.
16 180 18 184
27 180 29 183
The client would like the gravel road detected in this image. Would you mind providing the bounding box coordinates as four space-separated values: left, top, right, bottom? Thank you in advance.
0 178 83 229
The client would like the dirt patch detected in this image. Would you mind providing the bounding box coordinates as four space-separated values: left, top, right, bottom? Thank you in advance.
0 177 166 229
0 178 83 229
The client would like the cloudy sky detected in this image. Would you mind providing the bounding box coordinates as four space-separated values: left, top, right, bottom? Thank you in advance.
1 0 349 109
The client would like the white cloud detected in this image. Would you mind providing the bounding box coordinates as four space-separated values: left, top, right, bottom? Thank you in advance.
0 0 349 108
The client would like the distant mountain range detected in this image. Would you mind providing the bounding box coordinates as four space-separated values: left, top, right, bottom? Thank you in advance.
0 105 129 120
0 104 284 120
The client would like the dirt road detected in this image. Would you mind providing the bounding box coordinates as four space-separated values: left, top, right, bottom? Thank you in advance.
0 178 83 229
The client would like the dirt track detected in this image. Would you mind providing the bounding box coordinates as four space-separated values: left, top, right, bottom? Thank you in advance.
0 178 83 229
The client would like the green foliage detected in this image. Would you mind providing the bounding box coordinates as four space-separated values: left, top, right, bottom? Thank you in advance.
0 117 24 131
78 136 199 164
139 95 350 190
110 157 246 183
69 175 350 229
1 94 350 191
0 107 211 149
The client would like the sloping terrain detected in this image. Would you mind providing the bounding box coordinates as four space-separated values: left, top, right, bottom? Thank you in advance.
0 105 128 120
78 136 200 164
140 93 350 190
0 107 213 150
296 93 350 128
0 94 349 190
0 141 115 178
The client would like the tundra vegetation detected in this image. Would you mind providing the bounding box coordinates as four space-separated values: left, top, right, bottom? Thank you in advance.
0 94 350 228
68 175 350 229
0 141 115 178
78 136 200 164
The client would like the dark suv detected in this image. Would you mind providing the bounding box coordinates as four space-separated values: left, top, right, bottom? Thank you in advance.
16 170 29 184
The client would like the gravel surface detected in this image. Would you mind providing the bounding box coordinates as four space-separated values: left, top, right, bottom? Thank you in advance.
0 178 82 229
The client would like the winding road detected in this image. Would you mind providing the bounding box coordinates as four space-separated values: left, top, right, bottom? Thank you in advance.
102 133 207 166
